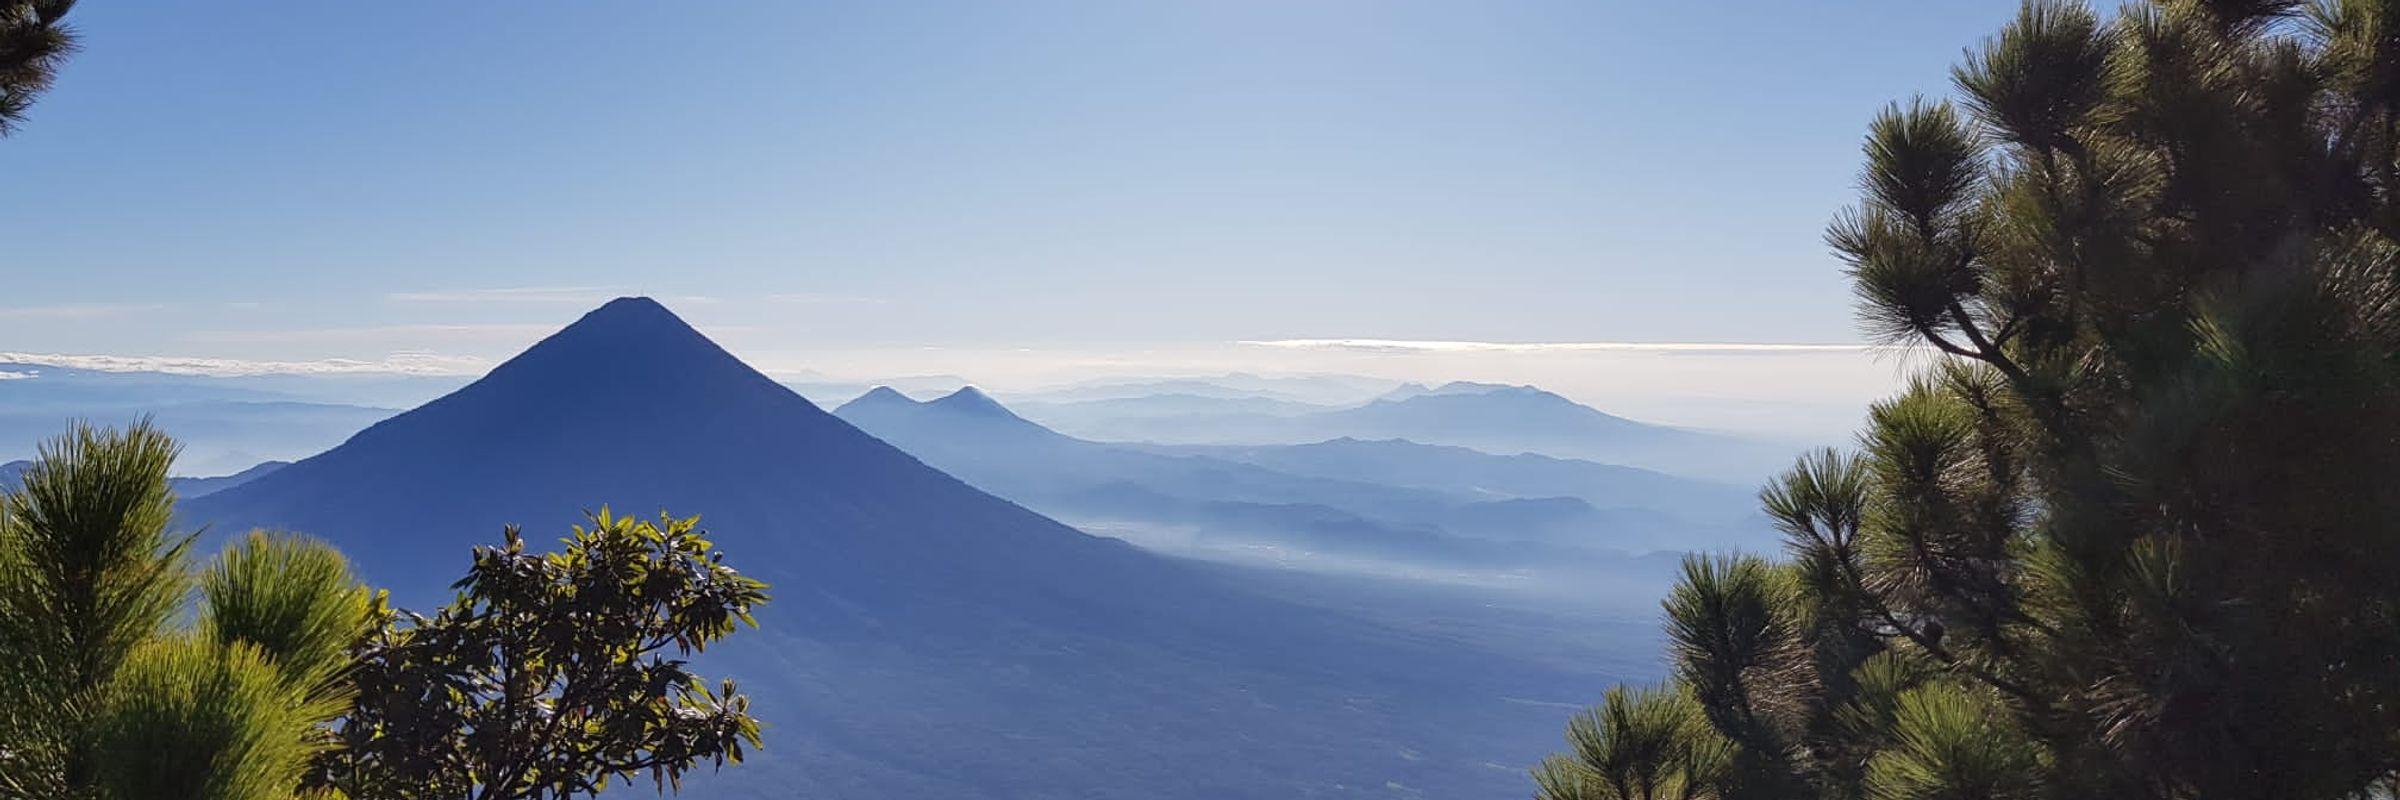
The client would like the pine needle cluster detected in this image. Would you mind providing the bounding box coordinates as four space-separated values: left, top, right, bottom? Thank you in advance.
0 422 368 800
1541 2 2400 797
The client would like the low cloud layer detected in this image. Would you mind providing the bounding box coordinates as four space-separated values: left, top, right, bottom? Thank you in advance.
0 303 170 320
385 287 729 306
0 351 491 377
1241 338 1873 354
185 323 558 345
385 286 624 304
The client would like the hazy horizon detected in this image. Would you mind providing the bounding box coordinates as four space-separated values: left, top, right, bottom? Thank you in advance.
0 292 1915 442
0 1 2013 444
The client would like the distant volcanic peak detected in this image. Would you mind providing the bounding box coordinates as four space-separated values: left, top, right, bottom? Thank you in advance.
491 295 735 376
1428 382 1581 406
310 294 839 468
1366 381 1544 406
560 296 706 342
851 386 919 406
592 294 674 317
930 386 1015 417
218 460 291 479
1303 436 1452 453
1429 381 1535 396
602 294 748 331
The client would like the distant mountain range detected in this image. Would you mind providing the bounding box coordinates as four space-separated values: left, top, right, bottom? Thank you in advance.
178 297 1635 799
0 457 286 498
837 385 1767 567
0 359 463 408
0 364 402 474
0 400 390 477
1013 373 1401 405
1006 392 1332 430
170 459 290 497
1376 380 1523 401
1171 437 1756 519
1012 380 1799 481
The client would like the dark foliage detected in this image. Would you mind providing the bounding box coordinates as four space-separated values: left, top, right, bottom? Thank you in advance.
315 510 769 800
0 0 74 135
0 422 366 800
1541 1 2400 798
1 423 770 800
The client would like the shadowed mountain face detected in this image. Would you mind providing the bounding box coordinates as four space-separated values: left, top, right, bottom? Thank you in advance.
181 297 1629 799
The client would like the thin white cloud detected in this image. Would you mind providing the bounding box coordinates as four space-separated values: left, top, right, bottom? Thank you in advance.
387 287 721 306
763 292 885 305
186 323 556 344
386 286 618 304
1240 338 1874 354
0 370 34 380
0 303 170 320
0 351 491 377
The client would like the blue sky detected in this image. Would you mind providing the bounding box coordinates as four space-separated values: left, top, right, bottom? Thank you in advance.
0 1 2014 433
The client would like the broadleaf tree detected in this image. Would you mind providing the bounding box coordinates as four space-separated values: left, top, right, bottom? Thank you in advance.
313 510 771 800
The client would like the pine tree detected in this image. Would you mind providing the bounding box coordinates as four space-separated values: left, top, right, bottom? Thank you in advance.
0 422 368 800
1540 2 2400 798
0 0 75 135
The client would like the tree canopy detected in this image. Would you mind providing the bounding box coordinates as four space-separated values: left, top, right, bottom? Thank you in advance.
0 422 362 800
1540 1 2400 798
0 0 74 135
0 423 771 800
317 512 769 800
